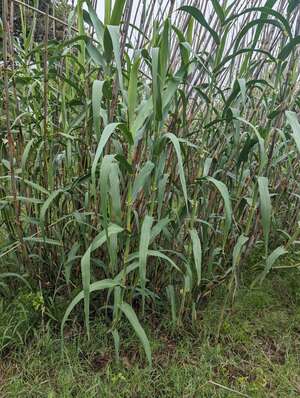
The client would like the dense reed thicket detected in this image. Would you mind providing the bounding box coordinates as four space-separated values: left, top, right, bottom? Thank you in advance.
1 0 300 364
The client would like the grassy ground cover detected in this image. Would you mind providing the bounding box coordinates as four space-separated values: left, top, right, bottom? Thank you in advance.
1 263 300 398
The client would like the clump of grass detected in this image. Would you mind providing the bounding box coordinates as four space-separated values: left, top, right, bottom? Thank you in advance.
0 0 300 363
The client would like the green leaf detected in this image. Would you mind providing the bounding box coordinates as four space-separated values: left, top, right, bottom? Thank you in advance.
279 36 300 61
166 285 177 323
157 174 169 218
173 26 191 63
100 155 115 231
139 215 153 313
24 237 62 246
225 7 292 39
286 111 300 154
99 155 121 272
232 235 249 269
104 0 111 25
127 250 181 273
109 161 122 225
164 133 189 212
118 123 134 145
159 19 171 84
132 161 154 201
81 246 92 338
40 190 63 226
206 177 232 245
86 0 105 44
114 262 139 283
236 117 266 170
288 0 300 14
110 0 126 25
211 0 225 24
80 224 123 338
260 246 288 283
21 138 35 172
91 123 121 189
214 48 275 74
238 78 246 104
131 68 184 137
257 176 271 254
189 229 202 286
61 279 118 340
234 19 285 54
92 80 105 140
87 43 106 67
128 56 141 133
131 97 153 137
64 243 81 284
107 25 124 95
21 179 49 195
119 302 152 367
186 17 194 46
152 47 162 122
111 329 120 362
179 6 220 45
150 218 170 243
5 196 43 205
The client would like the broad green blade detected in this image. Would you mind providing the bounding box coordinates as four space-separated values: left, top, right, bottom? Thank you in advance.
139 215 153 313
86 0 105 44
189 229 202 286
104 0 111 25
257 176 271 255
152 47 162 122
166 285 177 323
110 0 126 26
128 56 140 132
260 246 287 283
107 25 124 95
159 19 170 85
61 279 118 341
132 161 154 201
92 80 105 140
232 235 249 269
150 218 170 243
164 133 189 212
207 177 232 245
91 123 121 189
119 302 152 367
